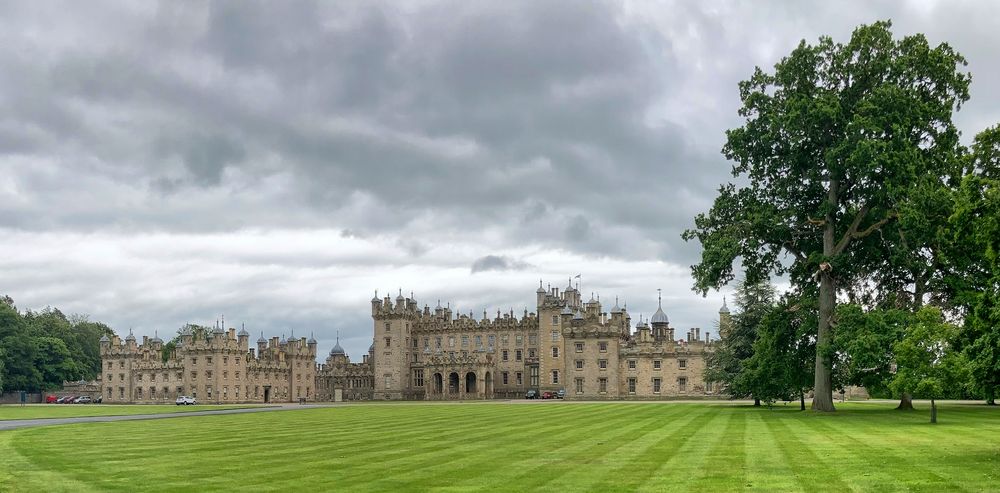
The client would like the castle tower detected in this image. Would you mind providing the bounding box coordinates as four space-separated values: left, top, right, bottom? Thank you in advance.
372 289 418 400
650 289 669 341
718 297 732 339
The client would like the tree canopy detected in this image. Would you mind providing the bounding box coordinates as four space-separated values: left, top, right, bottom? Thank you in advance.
684 20 972 411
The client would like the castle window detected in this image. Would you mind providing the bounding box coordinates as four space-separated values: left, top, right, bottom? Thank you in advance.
628 378 636 394
598 341 608 352
575 378 584 394
515 350 522 361
107 361 112 370
599 359 608 370
599 378 607 393
475 335 482 348
516 335 523 346
223 371 228 379
235 386 240 399
119 361 124 369
502 350 509 362
191 371 197 379
529 335 538 346
207 387 213 399
552 347 559 358
552 315 559 325
516 372 523 386
436 337 442 348
653 360 662 370
235 371 240 379
551 330 559 342
706 381 713 392
448 336 455 348
384 375 391 388
628 360 637 370
207 357 213 364
529 367 539 387
151 373 156 382
412 338 418 349
191 357 197 365
575 342 584 352
107 388 112 398
207 371 213 379
678 377 687 392
551 370 559 384
150 387 156 399
385 323 391 332
385 337 391 348
461 335 469 347
502 372 509 385
107 374 112 382
119 387 124 399
679 359 687 369
136 388 142 399
414 370 424 387
488 335 495 347
653 378 661 393
119 373 124 382
528 349 536 359
575 360 584 370
137 374 143 382
424 338 430 349
501 334 509 345
223 357 228 365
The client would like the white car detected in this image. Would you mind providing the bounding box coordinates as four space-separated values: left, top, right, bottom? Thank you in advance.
175 396 196 405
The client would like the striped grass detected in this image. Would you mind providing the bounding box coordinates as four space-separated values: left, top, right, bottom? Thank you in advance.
0 401 997 492
0 404 262 421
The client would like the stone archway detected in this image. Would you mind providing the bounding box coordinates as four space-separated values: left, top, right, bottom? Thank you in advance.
484 371 493 398
465 372 477 396
448 372 460 395
434 373 444 394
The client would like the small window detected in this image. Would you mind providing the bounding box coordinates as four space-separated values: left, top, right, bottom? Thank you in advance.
679 359 687 369
516 372 523 386
628 378 636 393
653 360 662 370
515 349 523 361
385 337 391 348
575 378 584 394
599 378 607 393
207 357 212 364
529 334 538 345
653 378 661 393
575 360 584 370
551 370 560 384
502 350 509 362
628 360 637 370
575 342 584 352
552 315 559 325
551 330 559 342
598 341 608 352
502 372 509 385
552 347 559 358
599 359 608 370
516 335 524 346
678 377 687 392
384 323 391 332
528 349 536 358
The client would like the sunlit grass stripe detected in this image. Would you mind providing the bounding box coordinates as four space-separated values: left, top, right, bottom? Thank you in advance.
743 410 799 492
637 405 733 492
763 410 854 491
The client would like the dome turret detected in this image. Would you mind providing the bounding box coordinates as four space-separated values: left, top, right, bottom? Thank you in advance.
125 330 135 342
561 305 573 316
536 280 545 294
329 337 345 356
611 296 621 314
99 334 110 343
650 290 669 325
151 331 163 344
257 332 267 344
719 297 730 314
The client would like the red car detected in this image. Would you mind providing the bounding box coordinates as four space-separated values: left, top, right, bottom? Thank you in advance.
541 391 555 399
46 395 58 403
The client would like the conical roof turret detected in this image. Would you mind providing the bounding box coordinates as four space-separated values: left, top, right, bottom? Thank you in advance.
650 290 669 325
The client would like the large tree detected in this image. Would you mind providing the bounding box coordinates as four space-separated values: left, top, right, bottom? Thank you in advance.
703 279 777 405
949 125 1000 404
683 21 970 411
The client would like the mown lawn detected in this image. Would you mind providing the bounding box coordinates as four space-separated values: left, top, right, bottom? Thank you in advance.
0 401 997 492
0 404 263 420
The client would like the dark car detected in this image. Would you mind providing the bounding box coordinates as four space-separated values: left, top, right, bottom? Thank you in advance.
556 389 566 399
525 390 538 399
541 391 554 399
58 396 75 404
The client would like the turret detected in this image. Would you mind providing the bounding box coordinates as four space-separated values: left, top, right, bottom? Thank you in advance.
719 297 732 339
650 290 669 341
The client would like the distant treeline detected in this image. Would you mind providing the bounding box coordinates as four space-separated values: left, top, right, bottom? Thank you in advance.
0 295 113 393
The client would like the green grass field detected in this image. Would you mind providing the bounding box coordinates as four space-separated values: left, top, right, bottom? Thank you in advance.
0 404 263 420
1 401 997 492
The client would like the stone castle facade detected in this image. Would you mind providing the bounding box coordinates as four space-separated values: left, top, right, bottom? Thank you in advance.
100 280 727 403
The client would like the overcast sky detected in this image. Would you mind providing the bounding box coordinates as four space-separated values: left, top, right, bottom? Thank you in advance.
1 1 998 360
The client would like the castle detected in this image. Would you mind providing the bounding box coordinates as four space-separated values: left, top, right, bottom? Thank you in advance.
100 279 727 403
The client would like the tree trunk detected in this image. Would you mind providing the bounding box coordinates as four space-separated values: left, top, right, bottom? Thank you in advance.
800 391 806 411
812 181 837 413
987 387 996 406
896 392 914 410
754 398 761 407
812 271 836 412
930 398 937 424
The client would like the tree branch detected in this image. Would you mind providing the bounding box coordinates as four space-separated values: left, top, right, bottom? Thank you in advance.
834 205 870 255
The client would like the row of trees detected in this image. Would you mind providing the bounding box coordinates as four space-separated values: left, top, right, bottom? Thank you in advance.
687 20 1000 420
0 296 113 393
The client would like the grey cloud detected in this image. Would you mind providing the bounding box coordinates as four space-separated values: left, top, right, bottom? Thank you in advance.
470 255 532 274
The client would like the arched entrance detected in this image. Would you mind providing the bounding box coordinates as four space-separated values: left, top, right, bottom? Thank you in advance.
465 372 477 395
448 372 460 395
484 371 493 398
434 373 443 394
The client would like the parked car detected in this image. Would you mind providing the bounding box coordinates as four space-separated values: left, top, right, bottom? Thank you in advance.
541 391 554 399
94 395 102 404
176 395 197 405
525 390 538 399
59 396 76 404
45 395 58 403
74 396 92 404
556 389 566 399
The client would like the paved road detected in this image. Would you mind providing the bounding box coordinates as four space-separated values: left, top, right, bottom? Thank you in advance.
0 404 330 431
